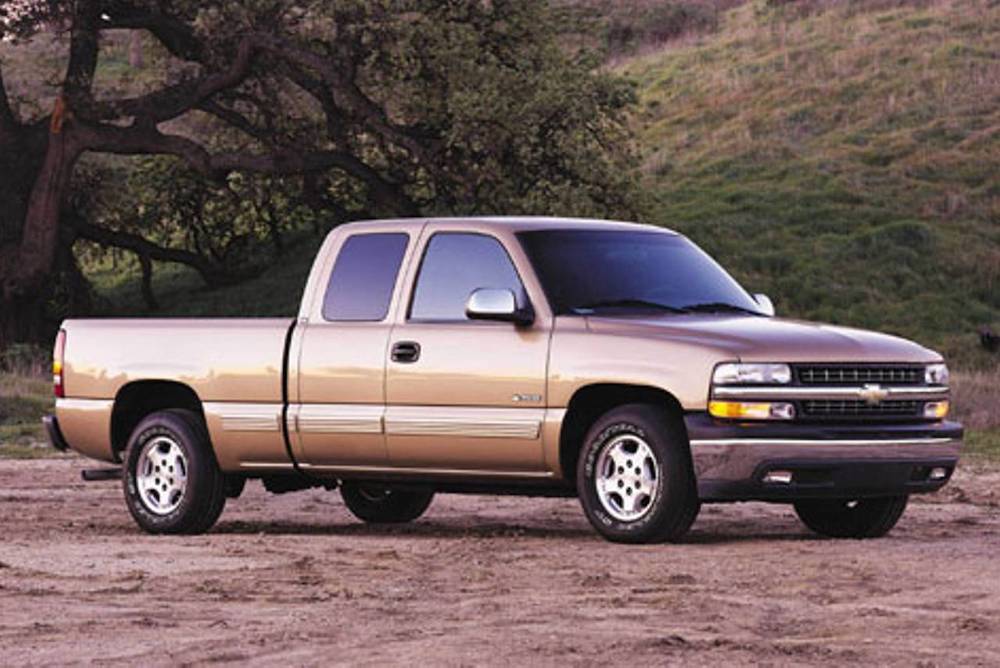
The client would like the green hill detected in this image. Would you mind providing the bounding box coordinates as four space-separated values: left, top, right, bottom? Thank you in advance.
90 0 998 368
626 0 999 366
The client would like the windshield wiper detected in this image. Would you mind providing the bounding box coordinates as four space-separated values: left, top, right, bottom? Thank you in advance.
571 299 688 315
680 301 763 316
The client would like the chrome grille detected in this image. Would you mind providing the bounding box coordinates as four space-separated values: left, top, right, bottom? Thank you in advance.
795 365 924 386
801 399 922 418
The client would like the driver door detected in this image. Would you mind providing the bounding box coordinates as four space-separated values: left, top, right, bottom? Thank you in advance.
384 226 551 473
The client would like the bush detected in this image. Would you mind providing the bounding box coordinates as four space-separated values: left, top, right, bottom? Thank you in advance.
0 344 48 377
603 2 722 56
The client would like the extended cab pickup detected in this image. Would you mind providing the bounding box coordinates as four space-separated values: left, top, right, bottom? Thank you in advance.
46 217 963 542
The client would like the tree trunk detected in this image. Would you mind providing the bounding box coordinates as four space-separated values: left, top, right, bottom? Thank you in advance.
138 252 158 310
0 117 81 350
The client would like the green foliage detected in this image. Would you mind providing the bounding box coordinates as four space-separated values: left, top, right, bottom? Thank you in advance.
64 0 644 301
0 373 52 456
625 0 1000 365
90 233 322 317
964 430 1000 463
303 0 644 218
83 157 320 285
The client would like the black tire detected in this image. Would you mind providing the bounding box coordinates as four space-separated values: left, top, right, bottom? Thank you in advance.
122 409 226 534
577 403 700 544
340 483 434 524
794 496 908 539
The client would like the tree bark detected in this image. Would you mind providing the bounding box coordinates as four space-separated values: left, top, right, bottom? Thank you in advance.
137 252 158 310
0 115 81 349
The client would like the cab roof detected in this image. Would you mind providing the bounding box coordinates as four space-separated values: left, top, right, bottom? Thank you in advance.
337 216 680 235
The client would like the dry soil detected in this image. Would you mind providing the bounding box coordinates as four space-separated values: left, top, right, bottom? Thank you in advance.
1 457 998 666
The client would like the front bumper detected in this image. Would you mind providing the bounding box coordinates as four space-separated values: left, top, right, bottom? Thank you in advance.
684 413 962 501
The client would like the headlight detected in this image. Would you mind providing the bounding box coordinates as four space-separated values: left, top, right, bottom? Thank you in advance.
713 363 792 385
925 363 949 386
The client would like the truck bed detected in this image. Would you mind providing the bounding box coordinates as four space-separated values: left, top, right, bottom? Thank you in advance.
58 318 293 467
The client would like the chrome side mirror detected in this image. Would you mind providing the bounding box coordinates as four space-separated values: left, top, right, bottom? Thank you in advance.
753 293 775 317
465 288 534 326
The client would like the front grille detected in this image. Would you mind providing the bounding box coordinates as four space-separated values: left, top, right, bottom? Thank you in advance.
795 365 924 386
801 399 922 418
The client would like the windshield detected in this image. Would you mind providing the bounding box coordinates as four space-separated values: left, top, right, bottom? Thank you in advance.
516 229 763 316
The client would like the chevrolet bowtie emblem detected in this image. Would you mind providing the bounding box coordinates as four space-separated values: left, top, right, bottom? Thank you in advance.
859 383 890 405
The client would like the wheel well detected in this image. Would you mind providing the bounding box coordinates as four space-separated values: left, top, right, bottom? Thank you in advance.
111 381 204 459
559 384 686 487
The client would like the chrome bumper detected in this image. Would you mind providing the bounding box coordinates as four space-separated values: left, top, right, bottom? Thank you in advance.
684 414 962 501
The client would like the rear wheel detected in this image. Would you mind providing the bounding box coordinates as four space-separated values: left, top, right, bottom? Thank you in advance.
577 404 700 543
340 483 434 524
794 496 908 538
123 409 226 534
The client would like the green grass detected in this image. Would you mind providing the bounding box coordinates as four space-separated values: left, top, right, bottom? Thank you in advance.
964 429 1000 463
0 441 61 459
623 0 1000 367
0 374 57 458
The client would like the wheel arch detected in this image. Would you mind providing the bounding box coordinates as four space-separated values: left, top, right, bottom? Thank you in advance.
111 380 206 460
558 383 689 487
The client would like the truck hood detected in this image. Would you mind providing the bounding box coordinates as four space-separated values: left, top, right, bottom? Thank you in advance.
584 314 940 363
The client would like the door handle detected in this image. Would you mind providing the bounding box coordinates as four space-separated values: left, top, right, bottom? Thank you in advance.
391 341 421 363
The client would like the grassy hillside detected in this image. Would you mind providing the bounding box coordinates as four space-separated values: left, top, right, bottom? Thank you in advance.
625 0 999 367
75 0 999 370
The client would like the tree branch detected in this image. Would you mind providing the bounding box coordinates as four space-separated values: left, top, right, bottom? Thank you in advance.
100 4 205 62
82 35 261 124
256 35 443 172
196 99 272 144
64 3 101 100
67 214 226 288
74 121 419 215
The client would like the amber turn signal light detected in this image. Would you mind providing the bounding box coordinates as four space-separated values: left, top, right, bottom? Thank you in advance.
709 400 795 420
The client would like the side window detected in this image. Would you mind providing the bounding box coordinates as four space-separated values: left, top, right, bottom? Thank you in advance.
322 233 409 322
410 233 526 321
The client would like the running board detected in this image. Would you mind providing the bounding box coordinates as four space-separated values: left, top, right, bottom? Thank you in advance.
81 468 122 482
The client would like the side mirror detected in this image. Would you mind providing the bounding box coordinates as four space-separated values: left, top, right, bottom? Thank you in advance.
465 288 534 326
753 293 775 317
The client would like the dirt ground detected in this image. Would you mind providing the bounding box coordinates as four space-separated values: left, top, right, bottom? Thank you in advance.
1 457 998 667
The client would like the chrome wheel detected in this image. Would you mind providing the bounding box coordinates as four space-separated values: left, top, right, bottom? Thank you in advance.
136 436 188 515
595 433 659 522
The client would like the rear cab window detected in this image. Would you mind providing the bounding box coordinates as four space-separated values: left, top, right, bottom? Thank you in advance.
322 233 409 321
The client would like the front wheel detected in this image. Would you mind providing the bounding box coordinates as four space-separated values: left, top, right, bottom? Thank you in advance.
340 483 434 524
577 404 700 544
122 409 227 534
794 496 908 539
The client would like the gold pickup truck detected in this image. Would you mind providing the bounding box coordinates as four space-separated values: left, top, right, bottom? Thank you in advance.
44 217 962 543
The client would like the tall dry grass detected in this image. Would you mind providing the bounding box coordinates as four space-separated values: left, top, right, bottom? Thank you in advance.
0 343 48 377
950 369 1000 431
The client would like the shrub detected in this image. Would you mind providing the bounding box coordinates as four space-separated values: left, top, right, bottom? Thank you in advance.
0 344 48 377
